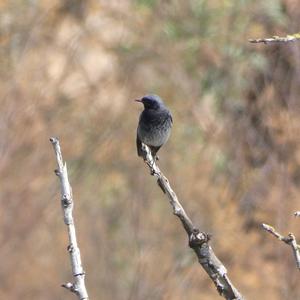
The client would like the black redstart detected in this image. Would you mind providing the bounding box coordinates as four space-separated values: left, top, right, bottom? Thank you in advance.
135 94 173 159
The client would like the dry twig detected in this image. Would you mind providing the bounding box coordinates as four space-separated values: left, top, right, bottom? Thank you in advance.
140 143 244 300
262 223 300 270
249 33 300 44
50 137 89 300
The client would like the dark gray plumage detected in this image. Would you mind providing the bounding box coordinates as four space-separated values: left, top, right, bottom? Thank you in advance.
136 94 173 158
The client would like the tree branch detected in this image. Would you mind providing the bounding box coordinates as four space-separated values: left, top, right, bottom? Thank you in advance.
140 144 244 300
262 223 300 270
249 33 300 44
50 137 89 300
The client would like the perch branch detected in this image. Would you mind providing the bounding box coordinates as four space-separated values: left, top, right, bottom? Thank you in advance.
249 33 300 44
262 223 300 270
50 137 89 300
140 144 244 300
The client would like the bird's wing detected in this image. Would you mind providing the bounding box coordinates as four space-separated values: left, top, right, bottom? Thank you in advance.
169 112 173 124
136 133 143 157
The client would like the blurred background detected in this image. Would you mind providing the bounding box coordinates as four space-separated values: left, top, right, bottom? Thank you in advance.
1 0 300 299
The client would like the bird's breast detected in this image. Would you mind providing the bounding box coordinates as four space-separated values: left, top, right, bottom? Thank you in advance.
137 110 172 147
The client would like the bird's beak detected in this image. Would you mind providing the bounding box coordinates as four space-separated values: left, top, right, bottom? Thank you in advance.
135 99 142 103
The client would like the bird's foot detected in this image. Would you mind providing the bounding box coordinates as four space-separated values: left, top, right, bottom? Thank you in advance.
155 155 159 161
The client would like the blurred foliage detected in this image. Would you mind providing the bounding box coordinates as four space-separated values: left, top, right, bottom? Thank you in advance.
0 0 300 299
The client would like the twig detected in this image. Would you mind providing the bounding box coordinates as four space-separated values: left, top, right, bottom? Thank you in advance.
140 144 244 300
262 223 300 270
50 137 89 300
249 33 300 44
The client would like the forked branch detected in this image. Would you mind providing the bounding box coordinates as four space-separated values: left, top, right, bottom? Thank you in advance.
50 137 89 300
262 223 300 270
140 143 244 300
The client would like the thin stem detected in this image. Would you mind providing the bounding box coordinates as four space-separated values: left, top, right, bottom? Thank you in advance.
249 33 300 44
262 223 300 270
50 137 89 300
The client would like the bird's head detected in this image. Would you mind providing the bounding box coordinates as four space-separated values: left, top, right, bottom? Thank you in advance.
135 94 164 110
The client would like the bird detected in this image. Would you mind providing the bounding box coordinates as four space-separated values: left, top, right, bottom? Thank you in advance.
135 94 173 159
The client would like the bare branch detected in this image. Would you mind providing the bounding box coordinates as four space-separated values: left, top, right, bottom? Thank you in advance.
249 33 300 44
262 223 300 270
140 144 244 300
50 137 89 300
